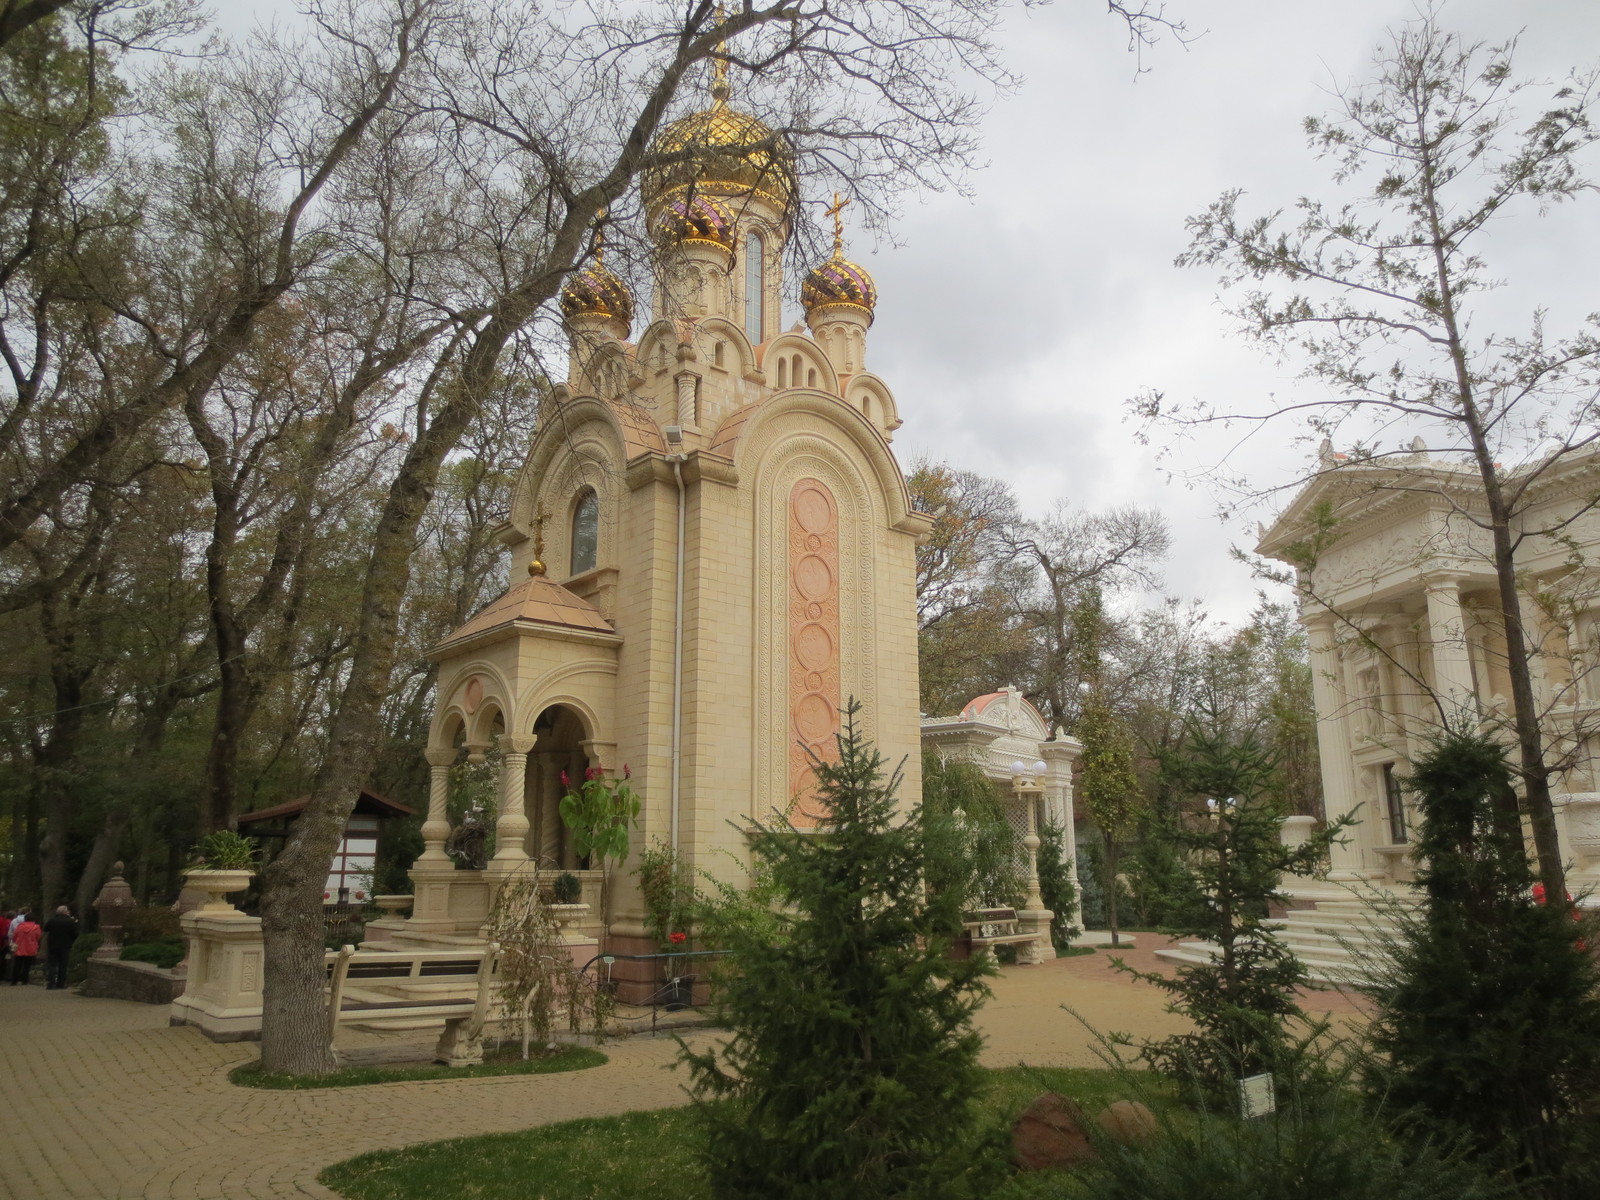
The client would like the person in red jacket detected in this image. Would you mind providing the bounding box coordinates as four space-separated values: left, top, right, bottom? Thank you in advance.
9 910 41 985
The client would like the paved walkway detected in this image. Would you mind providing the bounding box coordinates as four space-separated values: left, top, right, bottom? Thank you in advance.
0 938 1369 1199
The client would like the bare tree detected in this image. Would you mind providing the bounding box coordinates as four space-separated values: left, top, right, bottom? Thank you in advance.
1135 10 1600 898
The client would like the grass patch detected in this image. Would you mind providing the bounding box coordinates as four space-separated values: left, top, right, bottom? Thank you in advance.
1056 945 1096 958
232 1044 606 1090
318 1065 1173 1199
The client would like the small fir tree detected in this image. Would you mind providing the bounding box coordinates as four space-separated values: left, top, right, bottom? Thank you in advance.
1036 821 1080 952
682 700 1000 1200
921 749 1023 923
1119 718 1352 1103
1363 731 1600 1198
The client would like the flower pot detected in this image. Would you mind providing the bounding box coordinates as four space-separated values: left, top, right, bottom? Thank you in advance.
548 902 590 940
373 894 414 917
183 868 255 915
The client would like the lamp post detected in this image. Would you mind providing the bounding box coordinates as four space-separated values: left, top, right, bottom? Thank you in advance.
1011 758 1053 963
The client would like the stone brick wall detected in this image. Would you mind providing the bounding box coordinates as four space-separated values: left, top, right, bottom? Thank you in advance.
82 959 184 1005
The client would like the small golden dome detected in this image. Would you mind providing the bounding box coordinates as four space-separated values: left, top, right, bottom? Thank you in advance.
559 263 633 329
653 192 736 248
802 252 877 317
641 100 795 215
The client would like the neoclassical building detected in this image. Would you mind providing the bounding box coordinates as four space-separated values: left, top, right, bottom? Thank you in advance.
398 72 932 959
1257 445 1600 903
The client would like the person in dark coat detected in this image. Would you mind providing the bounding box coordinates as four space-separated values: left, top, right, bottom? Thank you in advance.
43 906 79 990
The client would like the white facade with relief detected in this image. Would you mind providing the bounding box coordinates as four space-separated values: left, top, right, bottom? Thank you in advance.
1257 447 1600 902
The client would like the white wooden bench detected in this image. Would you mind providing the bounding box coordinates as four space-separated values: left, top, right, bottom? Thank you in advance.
963 907 1042 960
325 943 499 1066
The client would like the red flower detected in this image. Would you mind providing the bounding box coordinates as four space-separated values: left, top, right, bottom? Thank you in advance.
560 769 569 787
622 763 631 779
586 765 602 781
668 931 687 944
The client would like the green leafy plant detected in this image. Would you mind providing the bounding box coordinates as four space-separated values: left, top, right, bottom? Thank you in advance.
191 829 260 870
635 841 694 948
558 765 640 867
682 699 1001 1199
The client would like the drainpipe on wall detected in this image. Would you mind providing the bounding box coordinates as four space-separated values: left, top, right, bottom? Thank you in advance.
666 430 687 851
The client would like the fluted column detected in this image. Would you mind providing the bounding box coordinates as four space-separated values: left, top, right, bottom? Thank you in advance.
492 734 538 863
1423 571 1477 720
420 747 457 863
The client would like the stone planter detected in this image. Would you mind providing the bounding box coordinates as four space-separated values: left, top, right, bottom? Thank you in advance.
548 902 590 936
373 894 414 917
182 868 255 916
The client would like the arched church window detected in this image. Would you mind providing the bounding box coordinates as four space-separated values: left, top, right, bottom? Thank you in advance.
713 341 725 368
744 231 765 340
806 367 817 388
570 489 599 575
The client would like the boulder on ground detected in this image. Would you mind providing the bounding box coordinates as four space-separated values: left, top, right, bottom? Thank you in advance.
1010 1091 1096 1171
1097 1098 1157 1144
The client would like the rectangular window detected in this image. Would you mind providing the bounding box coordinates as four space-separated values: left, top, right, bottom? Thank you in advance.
1382 762 1407 844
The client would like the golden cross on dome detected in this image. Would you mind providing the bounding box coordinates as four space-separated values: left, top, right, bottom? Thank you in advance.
529 509 549 577
710 5 731 104
825 192 849 255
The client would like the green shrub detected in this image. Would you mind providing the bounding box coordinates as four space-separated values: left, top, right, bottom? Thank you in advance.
120 935 185 969
122 905 181 943
1029 1090 1505 1200
1362 732 1600 1198
67 932 104 984
192 829 259 869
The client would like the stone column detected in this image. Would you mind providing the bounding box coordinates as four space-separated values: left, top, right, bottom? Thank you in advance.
536 753 564 866
1306 613 1369 879
420 747 457 863
1423 571 1477 719
492 735 538 863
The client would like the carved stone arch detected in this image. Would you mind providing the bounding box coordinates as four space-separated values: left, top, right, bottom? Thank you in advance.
429 707 469 755
634 319 685 383
510 398 627 543
725 390 915 534
469 698 509 748
745 429 882 821
690 316 756 378
844 373 901 438
759 333 839 396
580 339 632 401
434 659 516 746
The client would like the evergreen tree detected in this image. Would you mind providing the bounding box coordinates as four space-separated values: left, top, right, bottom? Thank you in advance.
682 701 1000 1200
1363 732 1600 1198
1120 717 1352 1104
1036 821 1080 952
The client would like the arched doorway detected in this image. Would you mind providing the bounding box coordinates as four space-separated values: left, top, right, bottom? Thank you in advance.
528 704 592 869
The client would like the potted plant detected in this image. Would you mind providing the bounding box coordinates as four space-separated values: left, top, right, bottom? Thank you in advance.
183 830 260 914
547 870 589 936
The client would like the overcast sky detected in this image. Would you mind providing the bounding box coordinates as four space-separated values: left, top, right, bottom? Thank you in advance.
217 1 1600 627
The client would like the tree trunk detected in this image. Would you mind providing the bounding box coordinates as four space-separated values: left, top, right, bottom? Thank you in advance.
74 806 130 919
1103 831 1121 948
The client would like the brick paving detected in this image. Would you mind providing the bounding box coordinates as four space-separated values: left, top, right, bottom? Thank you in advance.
0 937 1370 1198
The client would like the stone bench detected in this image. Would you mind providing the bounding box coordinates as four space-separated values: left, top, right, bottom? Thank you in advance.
324 943 499 1066
963 907 1042 958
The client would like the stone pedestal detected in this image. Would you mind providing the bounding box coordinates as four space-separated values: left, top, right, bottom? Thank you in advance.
1016 908 1054 964
168 909 265 1042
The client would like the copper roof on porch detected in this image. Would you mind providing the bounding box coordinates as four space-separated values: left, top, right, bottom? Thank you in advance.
440 572 615 646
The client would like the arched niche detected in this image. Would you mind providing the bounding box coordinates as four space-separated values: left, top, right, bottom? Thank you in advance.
526 702 597 870
760 332 839 396
844 373 901 438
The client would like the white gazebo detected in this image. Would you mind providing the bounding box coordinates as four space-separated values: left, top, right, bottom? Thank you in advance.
921 686 1084 960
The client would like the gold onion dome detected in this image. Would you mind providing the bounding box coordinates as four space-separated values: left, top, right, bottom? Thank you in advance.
641 99 796 215
802 252 877 316
653 192 736 248
559 262 633 328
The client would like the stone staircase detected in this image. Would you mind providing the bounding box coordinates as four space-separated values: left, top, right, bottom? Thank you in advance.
1154 888 1419 988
